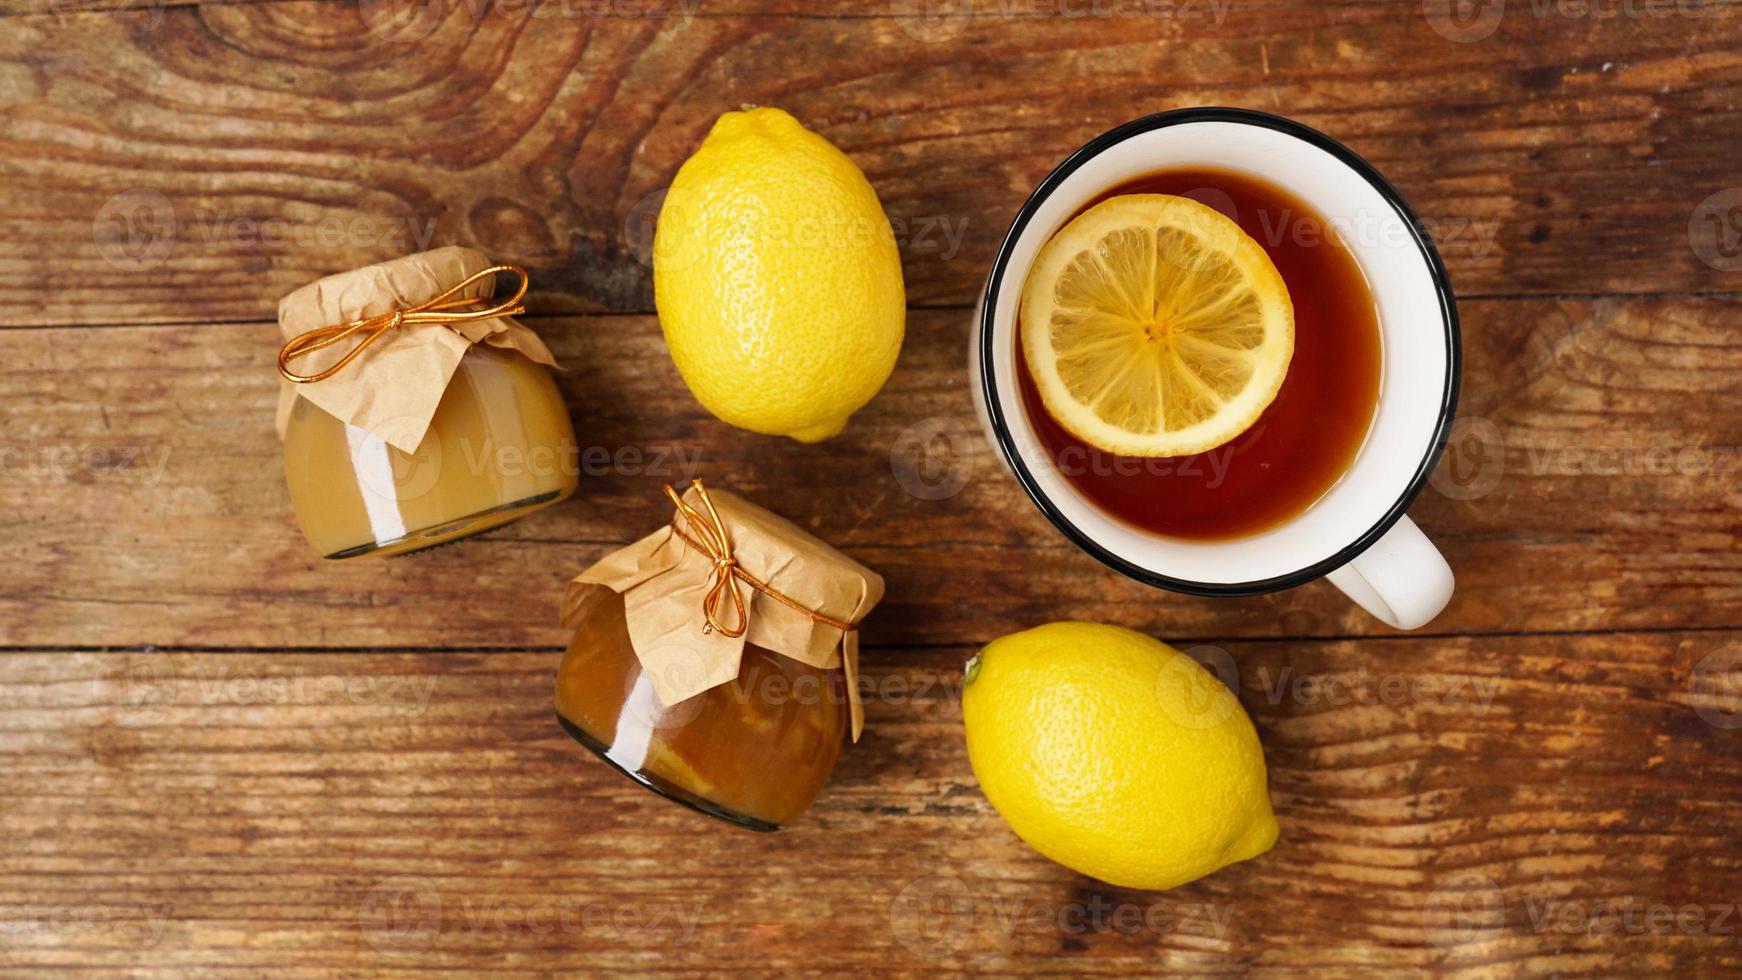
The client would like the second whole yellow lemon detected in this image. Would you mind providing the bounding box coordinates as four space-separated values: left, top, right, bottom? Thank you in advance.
962 622 1278 892
653 107 905 442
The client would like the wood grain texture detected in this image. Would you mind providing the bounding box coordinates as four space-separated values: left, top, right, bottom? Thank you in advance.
3 1 1741 328
3 634 1740 975
5 1 1741 975
2 299 1738 648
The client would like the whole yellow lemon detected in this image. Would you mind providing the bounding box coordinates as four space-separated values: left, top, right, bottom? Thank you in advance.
962 622 1278 891
653 107 905 442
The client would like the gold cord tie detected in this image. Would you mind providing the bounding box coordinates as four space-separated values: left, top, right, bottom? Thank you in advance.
278 264 530 384
663 480 858 639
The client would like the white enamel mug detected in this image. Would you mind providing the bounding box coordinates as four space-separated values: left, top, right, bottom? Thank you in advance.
970 108 1460 630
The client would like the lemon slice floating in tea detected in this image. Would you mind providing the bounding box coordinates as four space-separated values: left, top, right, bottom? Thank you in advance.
1020 193 1295 457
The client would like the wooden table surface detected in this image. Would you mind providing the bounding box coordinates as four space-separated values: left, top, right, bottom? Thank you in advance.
3 1 1741 975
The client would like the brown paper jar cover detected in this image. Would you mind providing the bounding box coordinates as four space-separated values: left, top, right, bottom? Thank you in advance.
276 247 578 559
556 483 885 830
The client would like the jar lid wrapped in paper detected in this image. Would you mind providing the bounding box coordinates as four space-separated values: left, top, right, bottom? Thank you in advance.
563 481 885 740
274 246 560 454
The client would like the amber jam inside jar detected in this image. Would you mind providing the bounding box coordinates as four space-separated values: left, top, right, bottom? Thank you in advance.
282 344 578 559
555 590 848 831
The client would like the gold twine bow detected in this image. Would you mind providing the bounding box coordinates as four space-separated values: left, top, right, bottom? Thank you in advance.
277 264 530 384
663 480 858 639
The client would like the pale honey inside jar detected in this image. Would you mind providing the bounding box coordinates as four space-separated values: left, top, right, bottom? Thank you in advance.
283 344 578 559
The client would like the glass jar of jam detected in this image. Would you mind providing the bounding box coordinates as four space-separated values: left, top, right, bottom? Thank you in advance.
276 249 577 559
556 481 884 830
556 590 847 830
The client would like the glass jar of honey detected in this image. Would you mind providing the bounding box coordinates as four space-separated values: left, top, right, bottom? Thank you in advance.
556 481 884 830
275 248 577 559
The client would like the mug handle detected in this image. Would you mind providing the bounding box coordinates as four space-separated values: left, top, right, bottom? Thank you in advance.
1324 516 1454 630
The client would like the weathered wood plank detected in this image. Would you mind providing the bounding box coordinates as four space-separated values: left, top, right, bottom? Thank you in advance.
2 633 1739 974
1 299 1737 648
2 2 1738 327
